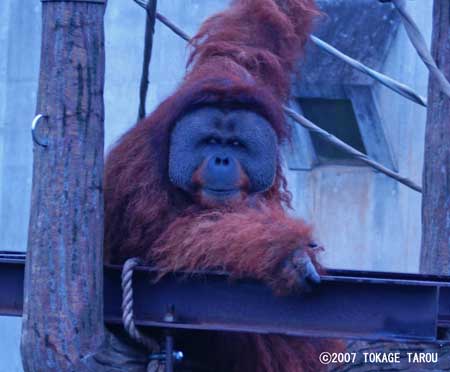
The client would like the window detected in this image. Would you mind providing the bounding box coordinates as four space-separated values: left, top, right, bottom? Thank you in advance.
298 98 367 165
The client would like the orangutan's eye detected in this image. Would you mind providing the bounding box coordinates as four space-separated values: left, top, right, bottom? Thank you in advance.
227 139 245 148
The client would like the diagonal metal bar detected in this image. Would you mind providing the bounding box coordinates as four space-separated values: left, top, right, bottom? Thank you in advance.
132 1 422 193
134 0 191 42
309 36 427 107
391 0 450 99
135 0 427 108
284 107 422 192
142 1 427 110
156 12 190 42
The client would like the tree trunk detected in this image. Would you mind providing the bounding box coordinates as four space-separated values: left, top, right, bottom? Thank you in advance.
21 2 106 370
420 0 450 275
332 1 450 371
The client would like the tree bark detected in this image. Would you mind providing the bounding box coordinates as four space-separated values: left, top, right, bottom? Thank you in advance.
420 0 450 275
332 1 450 371
21 2 106 370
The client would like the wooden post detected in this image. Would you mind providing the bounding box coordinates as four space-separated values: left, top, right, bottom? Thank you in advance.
332 2 450 371
420 0 450 275
21 1 106 370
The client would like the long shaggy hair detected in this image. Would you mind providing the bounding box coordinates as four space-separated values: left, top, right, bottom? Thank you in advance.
103 88 291 263
187 0 319 99
104 0 317 263
104 1 344 371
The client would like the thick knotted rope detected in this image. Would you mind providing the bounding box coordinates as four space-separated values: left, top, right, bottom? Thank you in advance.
121 258 164 371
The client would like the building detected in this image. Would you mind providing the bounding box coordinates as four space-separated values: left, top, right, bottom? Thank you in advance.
0 0 432 370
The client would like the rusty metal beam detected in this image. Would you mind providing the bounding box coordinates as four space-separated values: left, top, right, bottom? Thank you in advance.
1 252 450 342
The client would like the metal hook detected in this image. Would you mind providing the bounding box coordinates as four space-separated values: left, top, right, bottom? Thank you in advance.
31 114 48 147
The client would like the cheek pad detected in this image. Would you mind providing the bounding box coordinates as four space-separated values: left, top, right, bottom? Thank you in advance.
242 155 277 192
168 140 200 192
242 130 277 193
169 108 278 194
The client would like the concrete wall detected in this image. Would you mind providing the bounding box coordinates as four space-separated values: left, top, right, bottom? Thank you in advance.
0 2 230 371
284 1 432 272
0 0 433 370
0 1 41 370
104 1 229 148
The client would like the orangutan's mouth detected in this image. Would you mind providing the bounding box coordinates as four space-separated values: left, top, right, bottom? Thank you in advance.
203 188 240 198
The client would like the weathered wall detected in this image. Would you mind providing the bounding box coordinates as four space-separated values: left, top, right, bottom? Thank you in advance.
285 1 432 272
0 2 230 371
104 1 229 148
0 1 40 371
0 0 433 370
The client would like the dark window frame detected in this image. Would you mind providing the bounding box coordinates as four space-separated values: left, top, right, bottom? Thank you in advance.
284 85 397 171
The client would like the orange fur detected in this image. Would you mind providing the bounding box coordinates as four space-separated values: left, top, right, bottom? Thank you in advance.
149 201 319 293
104 0 344 370
187 0 319 99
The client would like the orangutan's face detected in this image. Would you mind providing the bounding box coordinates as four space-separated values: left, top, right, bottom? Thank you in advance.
169 106 278 205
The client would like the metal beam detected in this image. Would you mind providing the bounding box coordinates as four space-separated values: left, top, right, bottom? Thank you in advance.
1 252 450 342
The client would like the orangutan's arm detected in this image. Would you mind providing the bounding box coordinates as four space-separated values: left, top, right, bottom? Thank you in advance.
147 203 322 293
